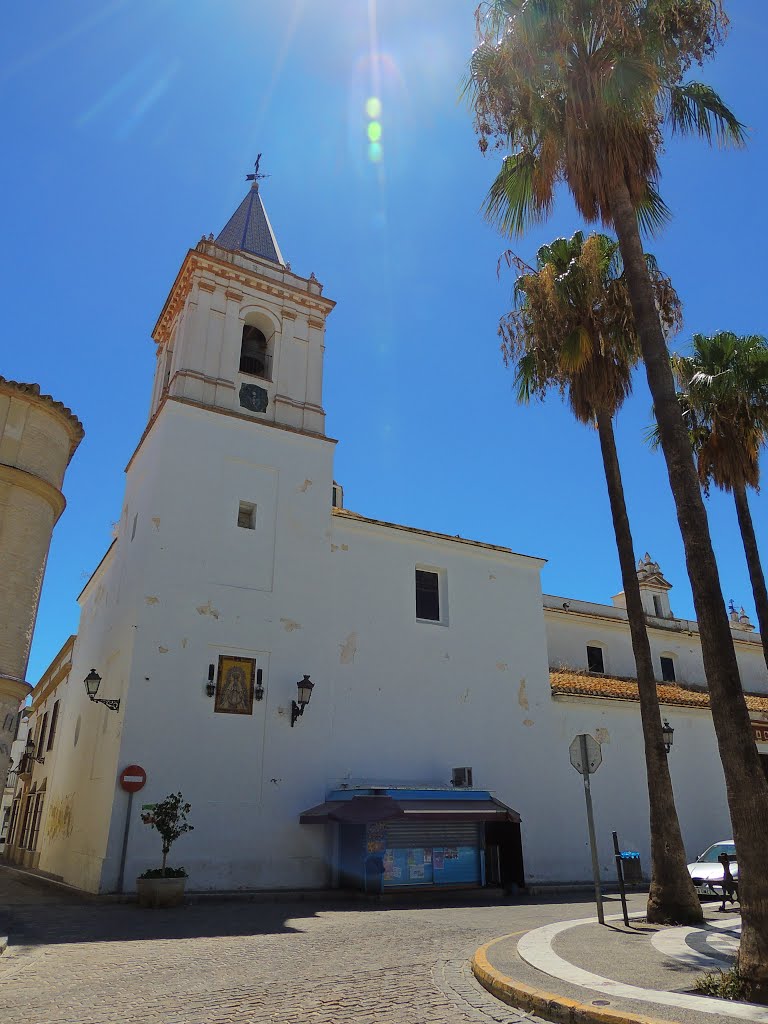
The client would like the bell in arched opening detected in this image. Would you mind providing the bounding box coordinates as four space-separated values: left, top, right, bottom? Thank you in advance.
239 325 269 379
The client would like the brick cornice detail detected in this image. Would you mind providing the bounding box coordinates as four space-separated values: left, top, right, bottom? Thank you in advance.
153 251 335 344
0 464 66 521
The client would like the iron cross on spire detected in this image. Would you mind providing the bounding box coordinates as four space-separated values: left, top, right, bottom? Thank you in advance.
246 154 270 186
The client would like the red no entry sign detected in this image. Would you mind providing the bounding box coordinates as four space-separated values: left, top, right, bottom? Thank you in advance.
119 764 147 793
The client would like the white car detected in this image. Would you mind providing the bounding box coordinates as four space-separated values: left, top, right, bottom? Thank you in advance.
687 840 738 897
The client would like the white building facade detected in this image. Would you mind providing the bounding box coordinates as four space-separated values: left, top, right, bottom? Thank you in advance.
9 181 768 895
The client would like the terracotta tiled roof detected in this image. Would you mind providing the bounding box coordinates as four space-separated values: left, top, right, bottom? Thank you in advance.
550 669 768 713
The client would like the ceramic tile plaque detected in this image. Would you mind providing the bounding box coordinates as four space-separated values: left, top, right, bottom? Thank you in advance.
214 655 256 715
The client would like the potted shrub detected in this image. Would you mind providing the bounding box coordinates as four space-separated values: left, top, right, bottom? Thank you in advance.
136 792 193 907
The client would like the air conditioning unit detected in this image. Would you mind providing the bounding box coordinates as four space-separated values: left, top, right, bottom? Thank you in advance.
451 766 473 788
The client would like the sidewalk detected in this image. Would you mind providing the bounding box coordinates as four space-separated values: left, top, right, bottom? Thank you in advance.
473 895 766 1024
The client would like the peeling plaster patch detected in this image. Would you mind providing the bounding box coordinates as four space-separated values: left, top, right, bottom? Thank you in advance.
281 618 302 632
298 479 313 492
339 632 357 664
523 718 534 728
518 679 530 711
496 662 508 671
158 646 169 654
489 573 497 581
181 638 187 648
341 544 348 551
595 727 611 744
151 517 161 531
331 544 339 552
197 601 221 619
144 596 159 606
46 795 74 839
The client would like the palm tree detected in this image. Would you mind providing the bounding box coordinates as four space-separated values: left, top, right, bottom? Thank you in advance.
467 1 768 996
505 230 701 923
671 332 768 671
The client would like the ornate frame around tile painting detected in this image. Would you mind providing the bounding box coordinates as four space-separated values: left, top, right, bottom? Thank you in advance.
214 656 256 715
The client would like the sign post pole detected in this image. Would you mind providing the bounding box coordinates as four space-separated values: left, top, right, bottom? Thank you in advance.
117 765 147 894
580 734 604 925
117 790 134 894
570 734 604 926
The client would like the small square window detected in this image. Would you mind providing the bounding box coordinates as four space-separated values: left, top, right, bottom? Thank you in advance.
660 656 676 683
415 569 440 622
237 502 256 530
587 646 605 673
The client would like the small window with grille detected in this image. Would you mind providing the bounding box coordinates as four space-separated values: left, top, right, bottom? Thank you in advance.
237 502 256 530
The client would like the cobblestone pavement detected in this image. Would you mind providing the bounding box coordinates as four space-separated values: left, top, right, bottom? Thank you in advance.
0 868 563 1024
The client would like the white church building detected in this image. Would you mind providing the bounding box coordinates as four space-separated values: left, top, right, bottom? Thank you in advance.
6 179 768 895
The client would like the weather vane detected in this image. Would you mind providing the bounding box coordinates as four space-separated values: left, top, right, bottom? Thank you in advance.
246 154 269 186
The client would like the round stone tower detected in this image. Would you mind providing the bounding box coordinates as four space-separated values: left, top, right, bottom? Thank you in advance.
0 378 83 781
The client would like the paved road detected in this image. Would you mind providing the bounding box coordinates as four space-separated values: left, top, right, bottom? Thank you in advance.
0 868 601 1024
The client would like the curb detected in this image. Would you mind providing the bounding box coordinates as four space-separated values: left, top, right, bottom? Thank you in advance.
471 935 679 1024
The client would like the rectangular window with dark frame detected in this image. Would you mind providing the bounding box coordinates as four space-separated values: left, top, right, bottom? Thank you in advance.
587 645 605 673
415 569 440 622
46 700 60 751
36 713 48 759
660 656 676 683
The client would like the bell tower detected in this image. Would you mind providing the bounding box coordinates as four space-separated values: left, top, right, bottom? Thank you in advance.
149 161 335 437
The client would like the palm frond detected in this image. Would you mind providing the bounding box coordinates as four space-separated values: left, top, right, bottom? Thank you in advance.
603 54 657 109
635 182 672 236
513 350 540 404
484 151 547 236
559 326 593 373
665 82 747 147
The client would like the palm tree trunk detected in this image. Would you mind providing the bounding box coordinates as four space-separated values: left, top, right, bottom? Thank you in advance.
609 179 768 999
595 411 702 924
733 482 768 672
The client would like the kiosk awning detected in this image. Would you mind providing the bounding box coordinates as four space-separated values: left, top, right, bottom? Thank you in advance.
300 793 520 825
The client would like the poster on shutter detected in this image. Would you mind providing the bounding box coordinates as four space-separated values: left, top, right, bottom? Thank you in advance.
445 847 458 859
409 863 425 880
433 851 445 870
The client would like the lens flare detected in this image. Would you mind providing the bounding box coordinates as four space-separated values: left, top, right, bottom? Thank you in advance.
368 142 383 163
365 96 382 119
367 121 382 143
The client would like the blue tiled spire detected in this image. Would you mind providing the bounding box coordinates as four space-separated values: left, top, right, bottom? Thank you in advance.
215 182 284 265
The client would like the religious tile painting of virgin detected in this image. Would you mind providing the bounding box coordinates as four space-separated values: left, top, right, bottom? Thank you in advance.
214 656 255 715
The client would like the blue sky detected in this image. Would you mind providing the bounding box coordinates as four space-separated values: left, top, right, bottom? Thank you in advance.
3 0 766 684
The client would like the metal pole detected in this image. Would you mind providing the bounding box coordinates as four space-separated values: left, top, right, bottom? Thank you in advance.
117 790 134 894
581 734 604 925
612 830 630 927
